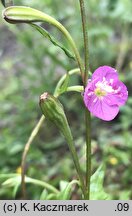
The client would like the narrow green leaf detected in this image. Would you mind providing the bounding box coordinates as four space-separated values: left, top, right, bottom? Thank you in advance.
59 180 69 191
1 174 59 194
40 189 48 200
1 175 20 198
46 194 58 200
31 24 75 60
2 177 20 187
58 180 79 200
12 184 20 198
0 173 19 179
90 164 111 200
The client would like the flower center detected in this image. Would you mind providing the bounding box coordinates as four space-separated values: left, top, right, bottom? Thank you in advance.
94 77 115 98
94 87 106 97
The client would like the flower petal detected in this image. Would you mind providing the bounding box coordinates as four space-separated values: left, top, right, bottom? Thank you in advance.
83 65 128 121
112 80 128 106
84 95 119 121
103 80 128 107
92 66 118 82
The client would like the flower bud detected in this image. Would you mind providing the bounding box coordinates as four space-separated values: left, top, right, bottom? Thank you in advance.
39 92 71 138
39 93 86 196
3 6 44 24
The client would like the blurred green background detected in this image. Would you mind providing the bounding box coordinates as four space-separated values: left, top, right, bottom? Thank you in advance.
0 0 132 199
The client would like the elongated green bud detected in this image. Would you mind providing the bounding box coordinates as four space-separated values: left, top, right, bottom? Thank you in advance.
39 92 71 138
3 6 54 24
39 92 86 197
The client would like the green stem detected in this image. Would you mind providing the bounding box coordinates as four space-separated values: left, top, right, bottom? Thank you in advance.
66 85 83 93
79 0 91 199
85 109 91 199
21 115 45 199
63 124 87 199
79 0 89 86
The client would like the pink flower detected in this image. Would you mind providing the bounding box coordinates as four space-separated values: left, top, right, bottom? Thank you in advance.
83 66 128 121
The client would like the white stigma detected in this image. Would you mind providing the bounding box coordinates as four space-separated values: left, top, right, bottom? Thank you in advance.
95 77 115 93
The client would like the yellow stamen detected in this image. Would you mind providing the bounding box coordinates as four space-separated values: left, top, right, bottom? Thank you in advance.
94 87 106 97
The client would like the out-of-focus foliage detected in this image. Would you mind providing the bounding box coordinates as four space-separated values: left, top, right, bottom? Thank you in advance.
0 0 132 199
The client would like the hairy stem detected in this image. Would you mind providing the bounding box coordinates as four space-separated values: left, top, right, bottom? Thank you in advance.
85 109 91 199
63 126 87 199
79 0 91 199
79 0 89 86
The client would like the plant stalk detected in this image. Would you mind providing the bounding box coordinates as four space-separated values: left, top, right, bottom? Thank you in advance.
62 124 87 199
79 0 91 199
79 0 89 86
21 115 45 199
